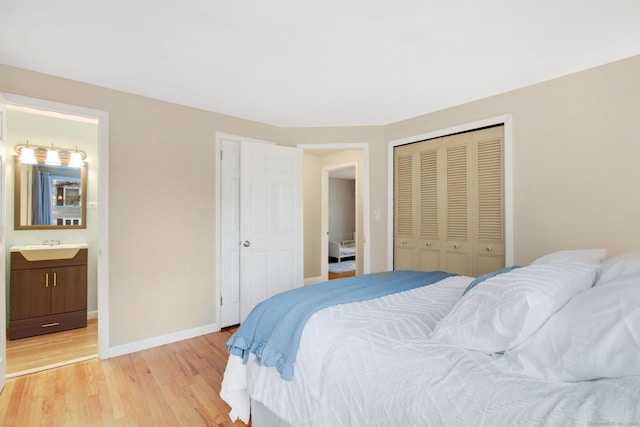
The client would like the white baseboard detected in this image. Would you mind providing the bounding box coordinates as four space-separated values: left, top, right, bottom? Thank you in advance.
304 276 324 286
87 310 98 319
105 323 221 359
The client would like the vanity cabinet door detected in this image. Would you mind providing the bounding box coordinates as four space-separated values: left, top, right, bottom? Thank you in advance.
10 269 51 320
50 265 88 314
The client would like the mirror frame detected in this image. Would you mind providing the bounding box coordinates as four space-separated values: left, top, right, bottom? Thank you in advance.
14 157 87 230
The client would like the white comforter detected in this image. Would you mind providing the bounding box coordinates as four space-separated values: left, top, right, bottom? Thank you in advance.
222 276 640 426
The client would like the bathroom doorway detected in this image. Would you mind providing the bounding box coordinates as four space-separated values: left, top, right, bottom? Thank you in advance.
1 94 108 377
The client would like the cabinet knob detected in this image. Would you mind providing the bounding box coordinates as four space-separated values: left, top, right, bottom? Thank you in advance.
454 244 459 249
242 240 251 248
426 241 432 247
486 246 492 252
401 240 407 245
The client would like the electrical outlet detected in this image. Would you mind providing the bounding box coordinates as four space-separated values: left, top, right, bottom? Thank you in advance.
87 201 98 208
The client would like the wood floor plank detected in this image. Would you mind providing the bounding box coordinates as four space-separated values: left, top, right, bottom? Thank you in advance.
0 326 249 426
7 318 98 376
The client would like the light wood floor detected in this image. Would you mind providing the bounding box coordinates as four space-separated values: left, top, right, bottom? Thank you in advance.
328 270 356 280
0 326 247 426
7 318 99 377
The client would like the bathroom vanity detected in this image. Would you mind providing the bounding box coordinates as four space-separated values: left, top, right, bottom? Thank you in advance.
8 244 88 340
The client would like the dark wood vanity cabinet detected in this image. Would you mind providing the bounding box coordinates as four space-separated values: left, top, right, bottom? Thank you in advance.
9 249 88 340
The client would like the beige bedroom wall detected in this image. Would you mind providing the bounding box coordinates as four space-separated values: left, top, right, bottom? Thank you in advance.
385 55 640 264
302 153 322 277
0 64 285 347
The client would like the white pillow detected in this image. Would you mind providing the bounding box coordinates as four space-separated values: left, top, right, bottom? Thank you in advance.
496 283 640 381
595 252 640 286
430 262 598 353
530 248 606 266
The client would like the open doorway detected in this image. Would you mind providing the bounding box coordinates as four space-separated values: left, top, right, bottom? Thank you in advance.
1 94 108 377
299 143 370 284
327 166 356 280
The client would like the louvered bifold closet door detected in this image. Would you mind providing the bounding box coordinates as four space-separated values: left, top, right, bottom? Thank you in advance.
473 126 505 276
416 140 442 271
442 133 474 276
394 143 417 269
393 125 505 275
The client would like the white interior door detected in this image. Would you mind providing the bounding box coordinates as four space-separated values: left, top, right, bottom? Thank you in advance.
220 140 241 327
239 141 303 321
0 100 8 390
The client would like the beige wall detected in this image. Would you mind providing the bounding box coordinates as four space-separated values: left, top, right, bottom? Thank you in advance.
386 55 640 264
1 54 639 351
302 153 321 277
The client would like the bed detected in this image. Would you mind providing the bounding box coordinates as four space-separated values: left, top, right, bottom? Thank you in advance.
329 239 356 262
221 249 640 426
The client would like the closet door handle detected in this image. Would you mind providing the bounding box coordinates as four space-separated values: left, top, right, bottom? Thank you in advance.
53 272 57 287
243 240 251 248
45 273 49 288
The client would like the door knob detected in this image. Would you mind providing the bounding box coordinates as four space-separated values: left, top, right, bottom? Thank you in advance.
243 240 251 248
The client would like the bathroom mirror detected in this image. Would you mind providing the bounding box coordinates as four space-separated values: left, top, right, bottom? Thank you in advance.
14 157 87 229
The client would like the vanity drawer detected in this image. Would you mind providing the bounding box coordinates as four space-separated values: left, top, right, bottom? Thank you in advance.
8 310 87 340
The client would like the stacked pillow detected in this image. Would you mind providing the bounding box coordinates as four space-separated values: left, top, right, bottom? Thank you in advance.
496 280 640 381
498 252 640 381
430 249 605 353
432 249 640 381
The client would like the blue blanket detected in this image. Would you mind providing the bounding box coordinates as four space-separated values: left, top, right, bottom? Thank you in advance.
227 270 455 380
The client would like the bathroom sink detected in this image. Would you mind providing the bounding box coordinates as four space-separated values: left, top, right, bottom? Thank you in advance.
10 243 88 261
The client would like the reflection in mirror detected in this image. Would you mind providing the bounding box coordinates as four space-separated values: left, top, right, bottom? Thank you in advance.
15 157 87 229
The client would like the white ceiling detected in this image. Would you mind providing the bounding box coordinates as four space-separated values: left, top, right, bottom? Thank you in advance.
1 1 639 127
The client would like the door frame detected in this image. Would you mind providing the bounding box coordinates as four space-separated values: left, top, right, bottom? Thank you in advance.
0 93 110 360
386 114 513 270
298 143 371 279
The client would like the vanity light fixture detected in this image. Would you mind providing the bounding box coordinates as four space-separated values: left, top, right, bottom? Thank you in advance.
14 142 88 166
18 142 38 164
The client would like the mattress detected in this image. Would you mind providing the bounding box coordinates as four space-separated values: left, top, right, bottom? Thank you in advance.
223 275 640 426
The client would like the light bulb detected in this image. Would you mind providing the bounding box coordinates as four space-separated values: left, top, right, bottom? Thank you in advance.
19 146 38 164
45 149 61 166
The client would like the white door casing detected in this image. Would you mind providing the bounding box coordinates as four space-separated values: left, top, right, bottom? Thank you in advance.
239 141 303 321
0 99 7 391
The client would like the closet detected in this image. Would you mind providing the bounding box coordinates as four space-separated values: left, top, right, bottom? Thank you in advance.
394 125 504 276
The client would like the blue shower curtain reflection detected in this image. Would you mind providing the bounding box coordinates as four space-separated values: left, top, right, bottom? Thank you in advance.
31 167 53 225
